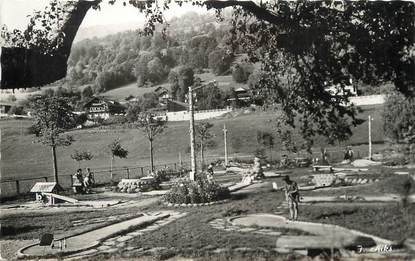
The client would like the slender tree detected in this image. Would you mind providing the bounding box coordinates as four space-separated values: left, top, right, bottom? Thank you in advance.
30 96 75 184
196 121 215 170
257 130 275 163
133 112 166 172
108 138 128 180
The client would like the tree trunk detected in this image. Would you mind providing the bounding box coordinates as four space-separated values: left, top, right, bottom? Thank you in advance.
200 141 204 170
149 138 154 173
51 146 59 184
111 156 114 180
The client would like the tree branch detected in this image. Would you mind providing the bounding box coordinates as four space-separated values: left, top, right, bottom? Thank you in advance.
204 0 284 25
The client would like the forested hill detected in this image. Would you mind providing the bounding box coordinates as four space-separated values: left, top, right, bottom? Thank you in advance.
66 12 235 94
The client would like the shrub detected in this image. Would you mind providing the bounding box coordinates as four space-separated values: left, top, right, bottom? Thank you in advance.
74 113 88 126
163 175 230 204
151 168 172 183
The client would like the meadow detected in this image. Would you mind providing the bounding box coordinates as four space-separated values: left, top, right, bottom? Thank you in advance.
1 104 384 184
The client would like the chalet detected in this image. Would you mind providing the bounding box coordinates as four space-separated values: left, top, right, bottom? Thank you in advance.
154 86 171 105
227 87 252 108
84 97 125 120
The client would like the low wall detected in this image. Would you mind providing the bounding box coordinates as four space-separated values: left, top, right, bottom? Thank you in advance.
349 95 385 106
166 108 232 122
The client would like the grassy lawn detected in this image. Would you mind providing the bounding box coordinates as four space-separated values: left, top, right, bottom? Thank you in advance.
101 82 169 101
1 105 384 183
1 166 413 260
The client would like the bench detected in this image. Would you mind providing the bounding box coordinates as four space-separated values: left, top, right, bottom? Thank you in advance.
312 165 333 172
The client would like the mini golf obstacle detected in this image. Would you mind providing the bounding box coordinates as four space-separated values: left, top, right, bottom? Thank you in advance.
30 182 120 208
31 182 64 204
312 165 334 172
116 177 157 193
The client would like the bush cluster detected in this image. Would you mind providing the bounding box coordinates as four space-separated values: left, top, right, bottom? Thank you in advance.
163 175 230 204
151 168 172 184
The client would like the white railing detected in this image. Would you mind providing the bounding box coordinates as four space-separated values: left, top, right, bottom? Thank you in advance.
349 95 385 106
166 107 232 122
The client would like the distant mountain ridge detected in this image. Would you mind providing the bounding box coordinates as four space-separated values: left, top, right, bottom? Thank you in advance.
74 23 142 42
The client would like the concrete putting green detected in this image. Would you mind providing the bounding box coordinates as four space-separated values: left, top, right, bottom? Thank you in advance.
18 211 176 259
227 214 391 251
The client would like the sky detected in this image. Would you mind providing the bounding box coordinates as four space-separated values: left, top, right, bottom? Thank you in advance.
0 0 213 30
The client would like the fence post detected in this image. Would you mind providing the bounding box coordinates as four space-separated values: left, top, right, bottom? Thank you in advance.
126 168 130 179
69 175 73 187
44 177 48 182
15 180 20 195
140 167 144 176
174 163 177 170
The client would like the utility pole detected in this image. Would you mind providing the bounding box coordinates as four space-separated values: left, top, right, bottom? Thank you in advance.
189 86 196 180
368 115 372 160
223 124 228 167
188 81 216 181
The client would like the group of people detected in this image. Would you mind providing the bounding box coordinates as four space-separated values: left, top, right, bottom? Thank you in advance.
73 168 95 193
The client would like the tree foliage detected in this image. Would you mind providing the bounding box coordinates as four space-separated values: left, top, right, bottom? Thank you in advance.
208 48 233 75
232 63 253 83
196 121 215 168
3 0 414 144
30 96 75 146
383 92 415 144
30 96 75 183
130 111 167 171
108 138 128 159
195 82 226 110
71 150 94 167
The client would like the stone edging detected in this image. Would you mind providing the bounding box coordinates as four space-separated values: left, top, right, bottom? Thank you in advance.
162 199 229 207
16 213 168 259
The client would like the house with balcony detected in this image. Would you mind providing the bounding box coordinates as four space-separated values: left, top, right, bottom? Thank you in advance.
154 86 171 105
84 97 125 120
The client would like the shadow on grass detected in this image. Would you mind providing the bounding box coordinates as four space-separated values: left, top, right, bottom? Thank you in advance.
1 225 44 237
314 209 357 220
230 193 248 201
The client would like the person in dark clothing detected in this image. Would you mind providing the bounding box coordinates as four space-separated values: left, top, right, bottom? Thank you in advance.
283 175 299 221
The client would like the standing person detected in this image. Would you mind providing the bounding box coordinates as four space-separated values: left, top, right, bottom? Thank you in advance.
207 163 214 183
84 168 95 193
86 168 95 185
73 169 84 193
207 163 214 175
348 146 354 161
283 175 299 221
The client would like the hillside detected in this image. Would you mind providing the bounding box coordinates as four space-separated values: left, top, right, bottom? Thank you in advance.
101 70 247 101
64 11 235 97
